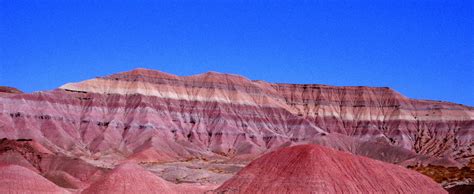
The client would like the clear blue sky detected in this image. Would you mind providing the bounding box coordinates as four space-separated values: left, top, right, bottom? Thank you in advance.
1 0 473 106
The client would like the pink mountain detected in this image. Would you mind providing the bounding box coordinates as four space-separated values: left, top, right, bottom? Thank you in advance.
0 68 472 193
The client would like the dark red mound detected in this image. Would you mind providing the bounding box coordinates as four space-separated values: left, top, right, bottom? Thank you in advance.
0 138 51 172
0 164 67 193
216 144 447 193
0 138 104 189
82 162 175 194
0 86 22 94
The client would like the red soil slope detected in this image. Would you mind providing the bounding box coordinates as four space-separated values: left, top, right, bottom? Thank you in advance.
82 162 176 194
216 144 447 193
0 164 68 194
0 138 106 190
82 162 214 194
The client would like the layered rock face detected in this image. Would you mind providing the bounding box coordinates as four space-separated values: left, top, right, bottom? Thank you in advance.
215 144 447 193
274 84 473 161
1 68 471 163
0 68 472 192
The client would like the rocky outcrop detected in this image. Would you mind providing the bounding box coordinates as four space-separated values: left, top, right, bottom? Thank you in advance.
215 144 447 193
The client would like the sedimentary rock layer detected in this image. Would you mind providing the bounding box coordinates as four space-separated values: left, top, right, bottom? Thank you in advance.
1 68 471 164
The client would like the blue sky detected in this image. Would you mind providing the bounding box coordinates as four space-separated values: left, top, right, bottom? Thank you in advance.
1 0 473 106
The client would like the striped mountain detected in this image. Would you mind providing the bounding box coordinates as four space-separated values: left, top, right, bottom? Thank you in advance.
2 68 471 164
0 68 472 192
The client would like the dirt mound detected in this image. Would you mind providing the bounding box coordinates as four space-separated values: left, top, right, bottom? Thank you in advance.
216 144 447 193
0 86 23 94
82 162 176 194
0 164 68 193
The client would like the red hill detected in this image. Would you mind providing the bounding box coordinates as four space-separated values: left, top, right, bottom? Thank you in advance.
216 144 447 193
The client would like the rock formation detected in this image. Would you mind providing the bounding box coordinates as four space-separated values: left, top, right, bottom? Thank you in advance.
215 144 447 193
0 68 472 192
2 68 471 162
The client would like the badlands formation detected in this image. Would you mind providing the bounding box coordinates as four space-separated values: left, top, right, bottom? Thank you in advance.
216 144 446 193
0 68 472 193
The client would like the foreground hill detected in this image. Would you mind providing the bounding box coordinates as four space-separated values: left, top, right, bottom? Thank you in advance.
216 144 447 193
0 164 69 194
